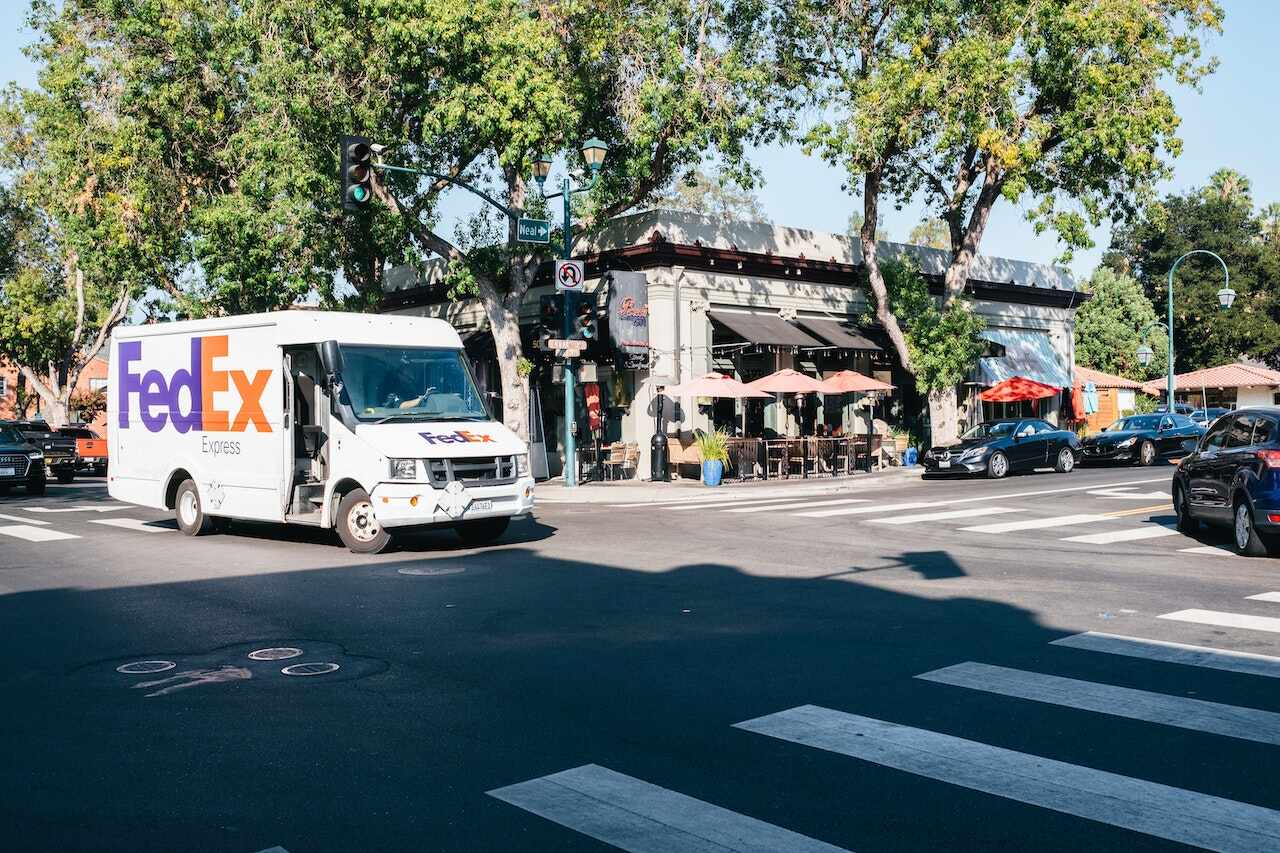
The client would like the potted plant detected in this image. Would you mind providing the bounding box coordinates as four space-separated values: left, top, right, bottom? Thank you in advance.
695 429 730 487
891 427 910 454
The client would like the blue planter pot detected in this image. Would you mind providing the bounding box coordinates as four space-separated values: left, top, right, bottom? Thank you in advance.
702 459 724 487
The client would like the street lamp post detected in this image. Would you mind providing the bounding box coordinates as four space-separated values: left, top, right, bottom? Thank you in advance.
1137 250 1234 410
534 139 609 488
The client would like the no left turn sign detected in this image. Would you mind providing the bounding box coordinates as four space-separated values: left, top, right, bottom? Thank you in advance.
555 259 585 292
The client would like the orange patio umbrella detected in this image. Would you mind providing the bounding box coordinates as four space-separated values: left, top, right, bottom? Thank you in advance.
819 370 895 394
662 372 771 399
746 368 831 394
979 376 1059 402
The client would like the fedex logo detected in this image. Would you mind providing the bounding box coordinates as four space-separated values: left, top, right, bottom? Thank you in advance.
118 335 272 433
419 430 495 445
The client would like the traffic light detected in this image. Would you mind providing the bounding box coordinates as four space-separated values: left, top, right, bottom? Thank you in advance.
571 292 598 342
537 293 564 351
341 134 373 210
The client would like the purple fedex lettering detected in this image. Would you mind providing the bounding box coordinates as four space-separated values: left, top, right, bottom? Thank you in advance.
117 340 143 429
139 370 169 432
167 338 203 433
118 337 203 433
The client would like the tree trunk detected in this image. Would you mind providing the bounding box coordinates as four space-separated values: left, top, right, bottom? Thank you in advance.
19 366 70 427
485 303 530 442
928 386 959 447
859 167 912 371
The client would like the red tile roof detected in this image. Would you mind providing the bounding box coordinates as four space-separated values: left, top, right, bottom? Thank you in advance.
1141 362 1280 395
1073 365 1144 390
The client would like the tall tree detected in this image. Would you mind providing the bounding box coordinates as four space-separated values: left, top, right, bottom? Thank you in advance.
907 219 949 250
657 167 771 223
1073 268 1167 380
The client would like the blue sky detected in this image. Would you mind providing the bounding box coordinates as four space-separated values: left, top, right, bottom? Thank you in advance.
2 1 1274 280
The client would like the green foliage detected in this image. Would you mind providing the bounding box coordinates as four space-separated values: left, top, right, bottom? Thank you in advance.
1132 394 1160 415
695 428 730 463
907 220 949 250
1073 268 1167 380
1106 172 1280 370
876 261 985 393
846 211 888 244
657 167 770 223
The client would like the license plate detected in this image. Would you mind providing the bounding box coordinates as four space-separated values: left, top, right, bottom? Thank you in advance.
937 460 950 469
468 499 493 513
0 467 13 477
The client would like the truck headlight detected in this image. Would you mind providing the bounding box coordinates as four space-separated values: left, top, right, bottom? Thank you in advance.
388 458 417 480
515 453 529 477
1116 437 1137 448
28 451 43 461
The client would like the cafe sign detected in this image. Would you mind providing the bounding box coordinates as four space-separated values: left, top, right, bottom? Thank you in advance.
605 270 649 356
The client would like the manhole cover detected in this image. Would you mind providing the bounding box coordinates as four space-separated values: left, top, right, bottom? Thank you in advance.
116 660 176 675
398 566 466 576
248 647 304 661
281 662 340 677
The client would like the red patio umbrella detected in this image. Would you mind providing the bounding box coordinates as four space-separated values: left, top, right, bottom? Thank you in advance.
979 376 1059 402
746 368 831 394
662 372 771 399
818 370 895 394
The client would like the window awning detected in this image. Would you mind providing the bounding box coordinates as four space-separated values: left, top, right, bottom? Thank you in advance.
708 310 822 347
794 317 883 351
976 327 1071 388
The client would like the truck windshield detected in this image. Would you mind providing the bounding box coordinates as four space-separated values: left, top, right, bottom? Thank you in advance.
340 345 490 423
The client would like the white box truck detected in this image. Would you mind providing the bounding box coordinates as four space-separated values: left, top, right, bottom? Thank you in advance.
107 311 534 552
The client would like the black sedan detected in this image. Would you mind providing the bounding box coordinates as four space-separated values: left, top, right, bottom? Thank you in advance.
923 418 1081 479
0 423 46 495
1081 413 1204 466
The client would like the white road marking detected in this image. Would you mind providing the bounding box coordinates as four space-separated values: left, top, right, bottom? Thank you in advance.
735 705 1280 851
89 518 171 533
936 476 1168 506
722 498 869 514
665 497 808 511
869 506 1022 525
1180 545 1239 557
1246 592 1280 603
0 513 49 526
1088 487 1171 500
488 764 850 853
25 504 126 514
1052 632 1280 680
0 524 79 542
1160 609 1280 635
794 501 938 518
918 661 1280 746
959 514 1112 534
1061 526 1180 545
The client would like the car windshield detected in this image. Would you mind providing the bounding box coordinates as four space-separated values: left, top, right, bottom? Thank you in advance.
962 422 1017 440
340 345 490 424
0 426 25 444
1110 415 1160 431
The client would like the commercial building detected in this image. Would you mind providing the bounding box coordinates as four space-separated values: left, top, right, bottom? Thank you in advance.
1142 361 1280 410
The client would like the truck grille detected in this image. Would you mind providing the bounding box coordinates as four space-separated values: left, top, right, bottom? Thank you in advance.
425 456 517 488
0 454 31 477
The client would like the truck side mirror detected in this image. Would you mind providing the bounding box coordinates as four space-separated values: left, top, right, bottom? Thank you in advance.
319 340 344 379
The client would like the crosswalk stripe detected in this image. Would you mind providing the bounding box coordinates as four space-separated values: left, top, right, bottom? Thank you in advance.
0 524 79 542
794 500 938 518
488 764 850 853
25 505 125 513
917 661 1280 746
958 514 1111 534
0 513 49 526
89 518 171 533
1181 545 1239 557
735 705 1280 851
869 507 1022 526
1246 592 1280 603
667 497 805 511
1160 609 1280 635
722 498 869 514
1052 631 1280 680
1060 526 1180 545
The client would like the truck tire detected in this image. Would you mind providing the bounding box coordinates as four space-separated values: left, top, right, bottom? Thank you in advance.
336 488 392 554
455 517 510 546
56 470 74 484
174 478 213 536
25 479 45 497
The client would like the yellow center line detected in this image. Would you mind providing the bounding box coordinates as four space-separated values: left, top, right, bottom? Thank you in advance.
1104 503 1173 518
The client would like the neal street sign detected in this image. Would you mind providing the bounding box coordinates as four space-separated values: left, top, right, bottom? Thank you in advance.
517 217 551 244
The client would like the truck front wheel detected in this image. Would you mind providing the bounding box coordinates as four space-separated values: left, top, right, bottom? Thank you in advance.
455 517 510 546
174 479 213 536
336 488 393 554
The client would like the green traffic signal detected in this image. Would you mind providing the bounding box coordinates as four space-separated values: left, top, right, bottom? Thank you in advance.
340 134 374 211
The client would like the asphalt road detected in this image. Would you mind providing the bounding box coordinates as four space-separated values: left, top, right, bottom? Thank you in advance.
3 464 1280 852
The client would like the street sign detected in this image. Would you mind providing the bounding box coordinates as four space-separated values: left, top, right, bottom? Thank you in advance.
547 338 587 353
554 259 585 292
517 217 551 244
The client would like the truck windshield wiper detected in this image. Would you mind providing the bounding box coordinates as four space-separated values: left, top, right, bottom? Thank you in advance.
370 413 424 425
419 414 488 422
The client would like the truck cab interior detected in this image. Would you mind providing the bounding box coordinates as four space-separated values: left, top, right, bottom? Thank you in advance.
284 346 329 521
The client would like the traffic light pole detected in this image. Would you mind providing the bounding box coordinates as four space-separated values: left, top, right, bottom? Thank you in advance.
559 178 579 488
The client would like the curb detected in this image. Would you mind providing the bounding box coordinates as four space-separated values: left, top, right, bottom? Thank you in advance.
534 467 924 504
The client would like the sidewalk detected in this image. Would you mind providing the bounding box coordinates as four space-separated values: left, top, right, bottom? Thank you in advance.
534 466 924 504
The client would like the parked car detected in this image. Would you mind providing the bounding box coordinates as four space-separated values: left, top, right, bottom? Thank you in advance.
3 420 76 483
1154 402 1197 416
1190 407 1232 427
922 418 1081 479
1080 413 1204 466
1173 407 1280 556
58 425 108 475
0 423 46 495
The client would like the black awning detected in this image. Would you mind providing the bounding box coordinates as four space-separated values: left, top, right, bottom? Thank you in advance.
794 317 882 351
708 310 822 347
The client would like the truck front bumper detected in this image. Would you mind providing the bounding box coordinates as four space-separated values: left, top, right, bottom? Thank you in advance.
369 478 536 529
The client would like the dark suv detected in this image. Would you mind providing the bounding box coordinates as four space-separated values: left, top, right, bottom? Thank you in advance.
1173 407 1280 556
0 424 47 495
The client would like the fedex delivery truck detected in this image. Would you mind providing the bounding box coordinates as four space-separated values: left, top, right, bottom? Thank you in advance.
107 312 534 553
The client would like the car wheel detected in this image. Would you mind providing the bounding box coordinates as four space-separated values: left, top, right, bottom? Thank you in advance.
455 517 510 546
1054 447 1075 473
56 470 74 484
1234 500 1272 557
25 479 44 497
986 451 1009 479
1137 440 1156 467
174 479 213 536
336 488 392 554
1173 482 1198 534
